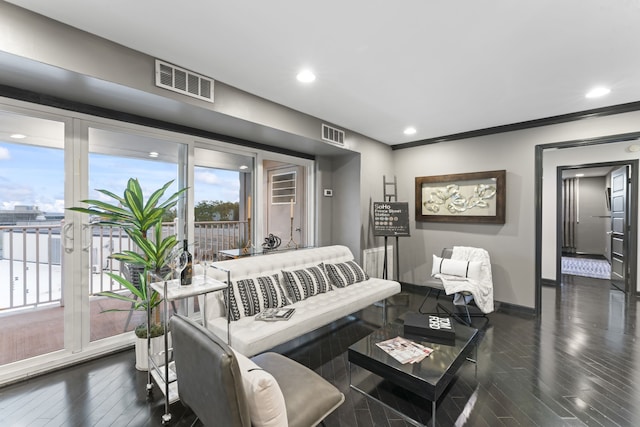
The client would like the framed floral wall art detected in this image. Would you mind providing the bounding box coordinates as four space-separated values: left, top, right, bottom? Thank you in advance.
415 170 506 223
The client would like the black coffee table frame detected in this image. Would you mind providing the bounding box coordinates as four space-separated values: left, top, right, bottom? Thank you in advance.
348 320 478 427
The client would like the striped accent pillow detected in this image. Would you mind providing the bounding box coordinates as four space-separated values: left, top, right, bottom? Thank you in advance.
325 260 369 288
431 255 482 280
281 264 332 303
224 274 288 321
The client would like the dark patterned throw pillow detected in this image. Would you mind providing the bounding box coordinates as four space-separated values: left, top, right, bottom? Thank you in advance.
224 274 288 321
281 264 332 303
325 260 369 288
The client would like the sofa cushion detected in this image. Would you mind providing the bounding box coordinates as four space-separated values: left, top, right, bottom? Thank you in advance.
281 264 332 303
431 255 482 280
325 260 369 288
232 349 287 427
225 274 288 321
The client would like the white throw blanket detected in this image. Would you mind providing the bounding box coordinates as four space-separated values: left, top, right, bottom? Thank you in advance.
435 246 494 314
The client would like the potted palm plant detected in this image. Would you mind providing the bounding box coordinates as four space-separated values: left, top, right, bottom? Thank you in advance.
70 178 187 370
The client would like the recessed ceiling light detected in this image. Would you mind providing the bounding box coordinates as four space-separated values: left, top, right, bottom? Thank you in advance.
575 173 585 177
585 87 611 99
10 134 26 139
296 69 316 83
403 127 417 135
239 165 248 170
149 151 159 158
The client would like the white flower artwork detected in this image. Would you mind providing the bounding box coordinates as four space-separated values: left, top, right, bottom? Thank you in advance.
415 170 505 224
423 182 497 215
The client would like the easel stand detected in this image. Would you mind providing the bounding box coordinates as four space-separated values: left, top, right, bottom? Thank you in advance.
243 217 252 254
382 235 400 282
285 217 298 249
381 175 401 282
377 175 409 309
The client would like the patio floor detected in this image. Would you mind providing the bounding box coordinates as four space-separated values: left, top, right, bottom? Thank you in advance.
0 297 147 366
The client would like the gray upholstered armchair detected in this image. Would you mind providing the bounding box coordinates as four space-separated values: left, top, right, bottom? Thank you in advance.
170 314 345 427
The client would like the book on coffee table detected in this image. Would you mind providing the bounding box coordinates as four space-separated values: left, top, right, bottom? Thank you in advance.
375 336 433 364
404 312 456 344
256 307 295 321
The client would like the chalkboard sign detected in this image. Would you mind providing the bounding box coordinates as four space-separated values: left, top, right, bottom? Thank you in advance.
373 202 410 236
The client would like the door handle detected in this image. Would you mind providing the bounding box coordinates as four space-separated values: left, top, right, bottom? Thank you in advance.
62 222 74 253
82 224 92 252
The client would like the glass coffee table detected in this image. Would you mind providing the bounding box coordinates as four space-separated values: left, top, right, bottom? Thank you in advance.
348 318 479 427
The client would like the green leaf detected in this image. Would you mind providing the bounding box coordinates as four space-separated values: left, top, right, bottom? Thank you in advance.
71 178 184 319
145 180 175 214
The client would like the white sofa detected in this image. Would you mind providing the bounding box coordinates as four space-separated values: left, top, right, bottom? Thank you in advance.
200 245 401 357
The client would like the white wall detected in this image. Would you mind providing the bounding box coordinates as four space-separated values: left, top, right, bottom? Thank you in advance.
394 110 640 309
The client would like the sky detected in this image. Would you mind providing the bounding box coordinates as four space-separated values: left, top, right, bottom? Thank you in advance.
0 141 240 214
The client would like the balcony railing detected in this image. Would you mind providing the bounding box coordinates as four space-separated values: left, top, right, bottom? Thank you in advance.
0 220 248 311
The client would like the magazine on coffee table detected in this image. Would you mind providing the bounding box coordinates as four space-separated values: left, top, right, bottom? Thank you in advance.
376 336 434 364
256 307 295 321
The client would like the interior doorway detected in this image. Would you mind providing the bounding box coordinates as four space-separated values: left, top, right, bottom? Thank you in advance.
263 161 306 249
535 133 640 317
555 159 638 296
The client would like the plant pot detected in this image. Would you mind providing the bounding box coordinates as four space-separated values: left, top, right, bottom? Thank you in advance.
135 332 171 371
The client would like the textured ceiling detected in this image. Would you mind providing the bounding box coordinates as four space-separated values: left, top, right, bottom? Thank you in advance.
6 0 640 145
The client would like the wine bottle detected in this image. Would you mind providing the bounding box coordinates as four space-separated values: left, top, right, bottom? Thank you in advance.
181 239 193 286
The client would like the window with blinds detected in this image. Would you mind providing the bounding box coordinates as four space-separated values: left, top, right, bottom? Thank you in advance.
271 171 296 204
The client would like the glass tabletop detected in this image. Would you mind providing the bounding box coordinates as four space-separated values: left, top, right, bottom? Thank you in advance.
150 275 227 301
348 316 478 389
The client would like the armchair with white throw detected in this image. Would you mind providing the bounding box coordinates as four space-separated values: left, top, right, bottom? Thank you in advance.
420 246 494 325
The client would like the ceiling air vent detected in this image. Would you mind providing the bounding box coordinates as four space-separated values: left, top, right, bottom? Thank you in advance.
155 59 214 103
321 124 345 145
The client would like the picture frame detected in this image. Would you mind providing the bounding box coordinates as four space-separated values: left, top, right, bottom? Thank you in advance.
415 170 506 223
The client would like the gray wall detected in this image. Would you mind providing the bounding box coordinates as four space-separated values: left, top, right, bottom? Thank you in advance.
315 156 334 248
394 111 640 309
574 176 609 255
393 132 533 307
316 140 395 263
330 153 361 258
349 133 396 262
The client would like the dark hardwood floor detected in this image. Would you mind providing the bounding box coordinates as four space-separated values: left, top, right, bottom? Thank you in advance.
1 274 638 426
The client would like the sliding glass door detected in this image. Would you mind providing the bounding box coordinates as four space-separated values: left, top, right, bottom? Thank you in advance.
0 112 189 378
87 126 187 342
193 146 254 262
0 99 316 386
0 109 67 366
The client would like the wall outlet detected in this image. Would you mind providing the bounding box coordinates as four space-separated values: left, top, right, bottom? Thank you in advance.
323 189 333 197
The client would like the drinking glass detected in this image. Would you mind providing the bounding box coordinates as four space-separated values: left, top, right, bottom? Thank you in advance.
202 250 211 281
167 246 185 280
